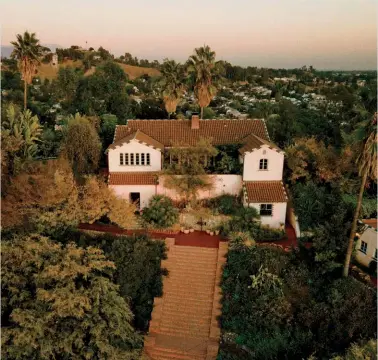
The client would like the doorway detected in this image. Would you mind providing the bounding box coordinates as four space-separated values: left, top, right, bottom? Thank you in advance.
130 192 141 210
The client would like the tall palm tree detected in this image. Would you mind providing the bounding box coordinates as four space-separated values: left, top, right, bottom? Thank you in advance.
159 59 186 119
11 31 50 109
187 45 217 119
343 113 377 277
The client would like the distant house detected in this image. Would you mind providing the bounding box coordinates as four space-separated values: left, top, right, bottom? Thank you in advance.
106 115 288 228
355 219 377 269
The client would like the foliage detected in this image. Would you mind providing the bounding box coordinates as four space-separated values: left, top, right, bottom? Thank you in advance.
1 158 136 232
220 243 377 360
61 113 102 175
54 66 82 106
342 194 377 219
142 195 179 229
208 194 243 215
330 339 377 360
100 113 118 149
2 234 142 360
159 59 186 117
67 231 167 332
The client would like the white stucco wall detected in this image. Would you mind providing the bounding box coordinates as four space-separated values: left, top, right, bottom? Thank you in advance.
109 184 157 209
246 202 287 228
356 228 377 267
157 175 243 200
108 140 162 172
243 145 284 181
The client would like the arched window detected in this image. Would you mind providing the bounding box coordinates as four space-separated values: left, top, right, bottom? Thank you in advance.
259 158 268 170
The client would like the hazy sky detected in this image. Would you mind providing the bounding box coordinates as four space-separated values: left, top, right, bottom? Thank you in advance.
1 0 377 70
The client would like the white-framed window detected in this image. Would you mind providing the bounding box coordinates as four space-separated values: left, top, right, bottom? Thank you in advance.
259 158 268 170
360 241 368 254
260 204 273 216
141 153 145 165
136 153 140 165
130 153 134 165
125 153 129 165
120 153 124 165
146 153 150 165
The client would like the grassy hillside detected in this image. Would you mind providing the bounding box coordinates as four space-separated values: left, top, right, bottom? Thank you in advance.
36 60 83 80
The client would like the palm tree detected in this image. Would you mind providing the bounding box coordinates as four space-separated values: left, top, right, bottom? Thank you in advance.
343 113 377 277
11 31 50 109
187 45 217 119
159 59 186 119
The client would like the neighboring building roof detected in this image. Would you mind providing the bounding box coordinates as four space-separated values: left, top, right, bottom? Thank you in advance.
239 133 283 154
244 181 288 203
107 129 164 151
361 219 378 231
108 172 158 185
113 119 269 147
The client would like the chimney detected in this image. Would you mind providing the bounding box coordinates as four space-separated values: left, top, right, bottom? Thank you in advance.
191 113 200 129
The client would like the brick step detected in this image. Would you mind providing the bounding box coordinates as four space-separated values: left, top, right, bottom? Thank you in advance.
158 313 212 323
161 305 212 317
163 296 214 305
169 262 217 269
145 348 205 360
145 345 206 357
159 319 210 330
163 294 214 303
170 255 218 262
166 273 216 281
172 246 218 252
168 266 217 273
163 283 216 292
158 326 209 338
162 291 215 300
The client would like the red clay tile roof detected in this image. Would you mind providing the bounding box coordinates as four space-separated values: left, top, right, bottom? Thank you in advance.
362 219 378 230
244 181 288 203
107 130 164 151
239 134 283 154
108 172 159 185
113 119 269 147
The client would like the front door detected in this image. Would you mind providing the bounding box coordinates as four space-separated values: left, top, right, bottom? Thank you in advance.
130 192 140 210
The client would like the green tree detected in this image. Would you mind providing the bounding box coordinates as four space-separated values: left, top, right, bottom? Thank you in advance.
343 114 377 277
159 59 186 118
55 66 82 106
61 113 102 175
142 195 179 229
10 31 50 109
2 235 141 360
187 45 217 119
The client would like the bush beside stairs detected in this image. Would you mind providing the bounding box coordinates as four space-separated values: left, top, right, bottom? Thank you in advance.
144 238 227 360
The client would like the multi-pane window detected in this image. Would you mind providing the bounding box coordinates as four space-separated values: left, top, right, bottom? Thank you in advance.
260 204 273 216
259 159 268 170
120 153 150 166
360 241 368 254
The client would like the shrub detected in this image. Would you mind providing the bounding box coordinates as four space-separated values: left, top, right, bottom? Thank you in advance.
208 194 243 215
142 195 179 229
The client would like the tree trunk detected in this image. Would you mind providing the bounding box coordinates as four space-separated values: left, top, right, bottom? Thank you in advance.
342 168 368 277
168 112 171 119
200 107 204 120
24 80 27 110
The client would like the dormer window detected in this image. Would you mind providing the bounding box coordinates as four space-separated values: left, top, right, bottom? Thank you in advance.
259 159 268 170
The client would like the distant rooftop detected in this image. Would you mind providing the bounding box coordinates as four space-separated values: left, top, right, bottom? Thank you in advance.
361 219 378 230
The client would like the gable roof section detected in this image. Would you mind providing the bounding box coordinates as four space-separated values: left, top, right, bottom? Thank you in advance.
113 119 269 147
239 134 283 154
244 181 288 203
108 172 159 185
107 129 164 151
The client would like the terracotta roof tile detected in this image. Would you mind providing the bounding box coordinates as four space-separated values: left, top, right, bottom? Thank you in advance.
107 130 164 151
362 219 378 230
108 172 159 185
113 119 269 146
239 134 283 154
244 181 288 203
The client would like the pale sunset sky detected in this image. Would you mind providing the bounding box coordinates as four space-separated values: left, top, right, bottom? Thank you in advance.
1 0 377 70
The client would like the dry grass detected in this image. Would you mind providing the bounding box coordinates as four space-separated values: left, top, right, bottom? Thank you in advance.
36 60 83 80
84 63 160 80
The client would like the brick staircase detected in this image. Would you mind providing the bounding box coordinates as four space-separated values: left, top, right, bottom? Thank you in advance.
144 238 228 360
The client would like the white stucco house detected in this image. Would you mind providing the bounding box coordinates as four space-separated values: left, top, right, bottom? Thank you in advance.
355 219 377 268
106 115 288 228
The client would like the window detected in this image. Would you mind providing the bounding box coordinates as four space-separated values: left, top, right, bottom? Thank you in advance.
146 153 150 165
136 153 140 165
374 249 377 260
360 241 368 254
130 153 134 165
259 159 268 170
260 204 272 216
125 153 129 165
141 153 145 165
120 153 124 165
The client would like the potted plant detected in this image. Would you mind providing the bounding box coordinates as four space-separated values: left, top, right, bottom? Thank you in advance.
189 228 194 233
184 229 190 234
210 230 214 236
206 229 211 234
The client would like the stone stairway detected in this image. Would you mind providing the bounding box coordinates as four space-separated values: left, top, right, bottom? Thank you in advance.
144 238 228 360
